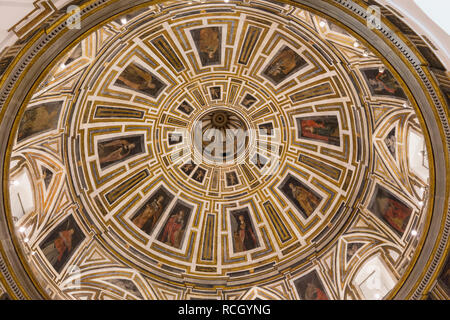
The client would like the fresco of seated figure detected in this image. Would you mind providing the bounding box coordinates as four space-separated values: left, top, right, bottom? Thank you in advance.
97 135 144 169
39 215 85 273
115 62 167 99
17 101 63 143
279 174 323 219
362 67 407 99
191 27 222 66
263 46 307 85
297 115 340 146
294 270 330 300
368 185 413 237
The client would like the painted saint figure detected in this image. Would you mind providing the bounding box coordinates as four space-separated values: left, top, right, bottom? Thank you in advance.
241 94 257 108
362 68 407 99
98 139 136 167
210 87 221 100
263 46 307 84
17 101 62 142
193 168 206 183
294 270 329 300
42 229 74 266
181 162 196 176
132 195 165 234
289 182 321 216
301 119 334 142
369 186 413 236
191 27 221 66
227 172 238 186
304 282 329 300
378 196 410 234
39 215 85 273
178 101 194 115
117 63 156 91
385 128 396 158
160 210 185 247
199 27 220 60
233 213 257 252
369 71 403 95
115 62 166 98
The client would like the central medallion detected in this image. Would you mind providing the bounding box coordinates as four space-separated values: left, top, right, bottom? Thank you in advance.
192 108 250 165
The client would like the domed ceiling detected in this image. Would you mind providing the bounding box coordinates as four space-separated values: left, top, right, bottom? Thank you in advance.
1 0 448 300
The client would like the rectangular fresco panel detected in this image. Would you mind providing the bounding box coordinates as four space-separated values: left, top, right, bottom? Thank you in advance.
296 115 340 146
39 215 85 273
210 86 221 100
263 46 307 85
241 94 257 109
294 270 329 300
115 62 166 99
226 171 239 187
368 185 413 237
180 162 196 176
192 167 207 183
191 27 222 66
230 208 259 253
361 68 407 99
157 201 193 249
177 101 194 115
279 174 322 219
98 135 144 169
131 186 174 235
17 101 63 142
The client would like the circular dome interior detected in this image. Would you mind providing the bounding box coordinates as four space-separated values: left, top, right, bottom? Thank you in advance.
4 0 440 300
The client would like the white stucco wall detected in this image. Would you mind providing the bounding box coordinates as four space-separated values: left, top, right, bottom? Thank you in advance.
0 0 72 49
377 0 450 69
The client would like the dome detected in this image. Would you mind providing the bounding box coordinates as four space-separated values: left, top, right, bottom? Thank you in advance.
0 0 448 301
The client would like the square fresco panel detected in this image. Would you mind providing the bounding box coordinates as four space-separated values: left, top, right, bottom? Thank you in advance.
97 135 144 169
192 167 207 183
178 101 194 115
279 174 322 219
263 46 307 85
180 162 196 176
210 86 221 100
226 171 239 187
39 215 85 273
17 101 63 142
368 185 413 237
241 94 257 109
115 62 167 99
131 186 174 235
296 115 340 146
